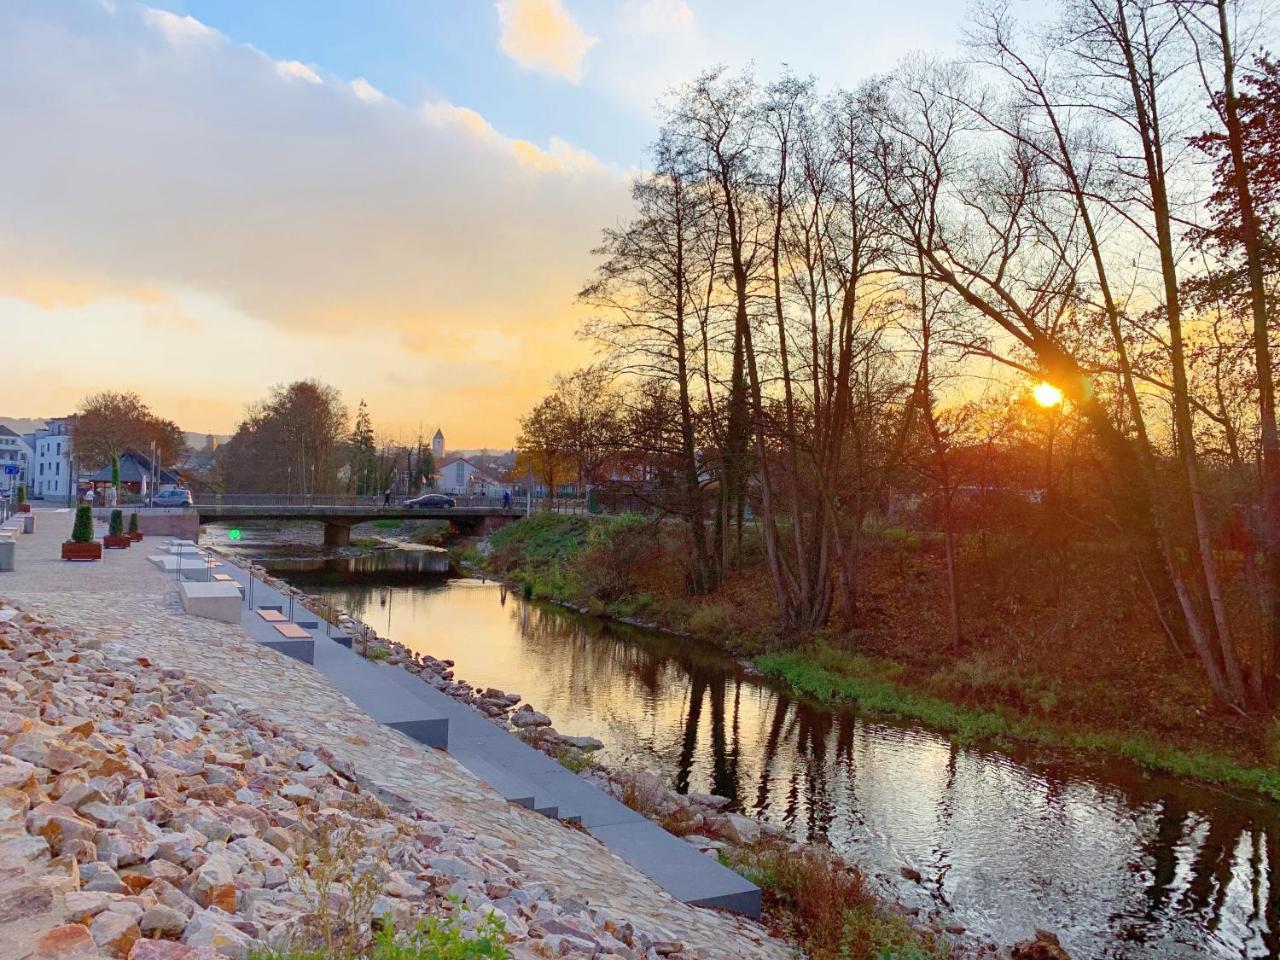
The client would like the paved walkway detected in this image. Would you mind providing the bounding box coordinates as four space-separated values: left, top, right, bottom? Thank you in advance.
0 509 788 960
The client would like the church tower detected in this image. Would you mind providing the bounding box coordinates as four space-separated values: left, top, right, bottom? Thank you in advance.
432 428 445 460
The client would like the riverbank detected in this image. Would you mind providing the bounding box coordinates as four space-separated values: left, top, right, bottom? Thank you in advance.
0 508 792 960
476 513 1280 803
239 555 997 960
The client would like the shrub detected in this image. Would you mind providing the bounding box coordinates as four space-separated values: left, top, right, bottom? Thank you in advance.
371 911 509 960
719 843 944 960
290 817 387 959
71 504 94 543
108 509 124 537
571 513 655 602
16 484 25 505
128 512 140 534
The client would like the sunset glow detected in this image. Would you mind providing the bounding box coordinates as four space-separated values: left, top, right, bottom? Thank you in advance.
1033 382 1064 408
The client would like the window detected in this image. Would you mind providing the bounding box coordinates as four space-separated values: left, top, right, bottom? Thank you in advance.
455 462 465 485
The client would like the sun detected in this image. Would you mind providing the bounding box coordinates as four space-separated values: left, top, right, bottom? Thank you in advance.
1033 382 1064 408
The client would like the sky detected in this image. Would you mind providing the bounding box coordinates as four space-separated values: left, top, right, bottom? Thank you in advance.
0 0 1007 447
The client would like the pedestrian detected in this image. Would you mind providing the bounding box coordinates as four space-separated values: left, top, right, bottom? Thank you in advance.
383 488 391 507
502 489 511 509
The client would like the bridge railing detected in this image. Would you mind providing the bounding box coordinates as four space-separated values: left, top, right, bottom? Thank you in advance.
193 493 520 510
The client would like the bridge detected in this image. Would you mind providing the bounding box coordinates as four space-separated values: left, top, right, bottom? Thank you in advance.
190 495 527 546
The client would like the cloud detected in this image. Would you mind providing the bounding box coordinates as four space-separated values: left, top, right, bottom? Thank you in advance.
350 76 384 103
495 0 596 82
142 7 217 45
275 59 321 84
0 0 626 442
620 0 693 34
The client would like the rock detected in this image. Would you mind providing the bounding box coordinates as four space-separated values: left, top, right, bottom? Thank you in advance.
140 904 189 938
1011 931 1072 960
34 924 98 960
0 883 53 922
509 706 552 729
83 863 129 894
182 909 256 960
719 813 761 845
900 866 923 883
26 802 98 853
91 909 142 957
128 940 194 960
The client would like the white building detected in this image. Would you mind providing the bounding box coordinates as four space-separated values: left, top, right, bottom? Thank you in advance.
435 455 511 496
0 426 32 498
28 416 74 502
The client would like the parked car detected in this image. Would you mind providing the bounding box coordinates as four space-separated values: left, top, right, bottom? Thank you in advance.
405 493 456 509
152 488 193 507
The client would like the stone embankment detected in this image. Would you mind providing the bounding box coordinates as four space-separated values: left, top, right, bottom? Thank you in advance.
0 603 772 960
2 512 789 960
237 565 1006 959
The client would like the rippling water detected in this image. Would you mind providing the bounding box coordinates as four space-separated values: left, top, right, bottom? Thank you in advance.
211 526 1280 958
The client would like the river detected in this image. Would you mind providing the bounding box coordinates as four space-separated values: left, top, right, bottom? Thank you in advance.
210 524 1279 958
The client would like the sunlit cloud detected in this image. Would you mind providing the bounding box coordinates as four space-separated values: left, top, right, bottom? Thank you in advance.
0 0 625 443
275 59 322 84
142 7 217 45
350 76 385 103
495 0 596 82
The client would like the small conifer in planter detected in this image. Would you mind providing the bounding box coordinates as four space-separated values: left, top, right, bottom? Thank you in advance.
16 483 29 513
128 512 142 542
62 504 101 561
104 508 131 549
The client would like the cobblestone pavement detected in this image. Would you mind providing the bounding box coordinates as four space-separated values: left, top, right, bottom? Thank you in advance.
0 510 791 960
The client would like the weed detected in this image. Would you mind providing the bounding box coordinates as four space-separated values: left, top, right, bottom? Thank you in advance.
554 746 596 774
289 817 387 959
719 843 945 960
369 910 509 960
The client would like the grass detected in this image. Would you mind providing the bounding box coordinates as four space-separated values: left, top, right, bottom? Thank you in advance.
370 519 402 530
758 646 1280 801
554 746 596 774
250 910 508 960
718 843 946 960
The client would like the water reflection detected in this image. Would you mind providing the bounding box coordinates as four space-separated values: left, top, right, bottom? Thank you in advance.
249 546 1277 958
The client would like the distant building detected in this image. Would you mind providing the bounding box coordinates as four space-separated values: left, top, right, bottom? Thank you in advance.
86 450 181 496
432 428 445 460
0 426 31 497
435 455 512 496
27 416 74 501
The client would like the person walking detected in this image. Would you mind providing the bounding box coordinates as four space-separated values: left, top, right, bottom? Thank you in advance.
502 489 511 510
383 488 392 507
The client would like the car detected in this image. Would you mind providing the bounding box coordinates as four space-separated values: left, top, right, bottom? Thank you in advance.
404 493 456 509
152 488 193 507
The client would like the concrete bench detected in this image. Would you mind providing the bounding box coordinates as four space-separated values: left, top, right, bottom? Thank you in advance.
179 581 242 623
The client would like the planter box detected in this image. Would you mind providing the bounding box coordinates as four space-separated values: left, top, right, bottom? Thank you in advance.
128 532 144 543
62 541 102 562
103 534 132 550
16 504 30 514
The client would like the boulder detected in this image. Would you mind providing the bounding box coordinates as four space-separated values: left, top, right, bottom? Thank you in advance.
34 924 98 960
1011 931 1072 960
91 909 142 958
